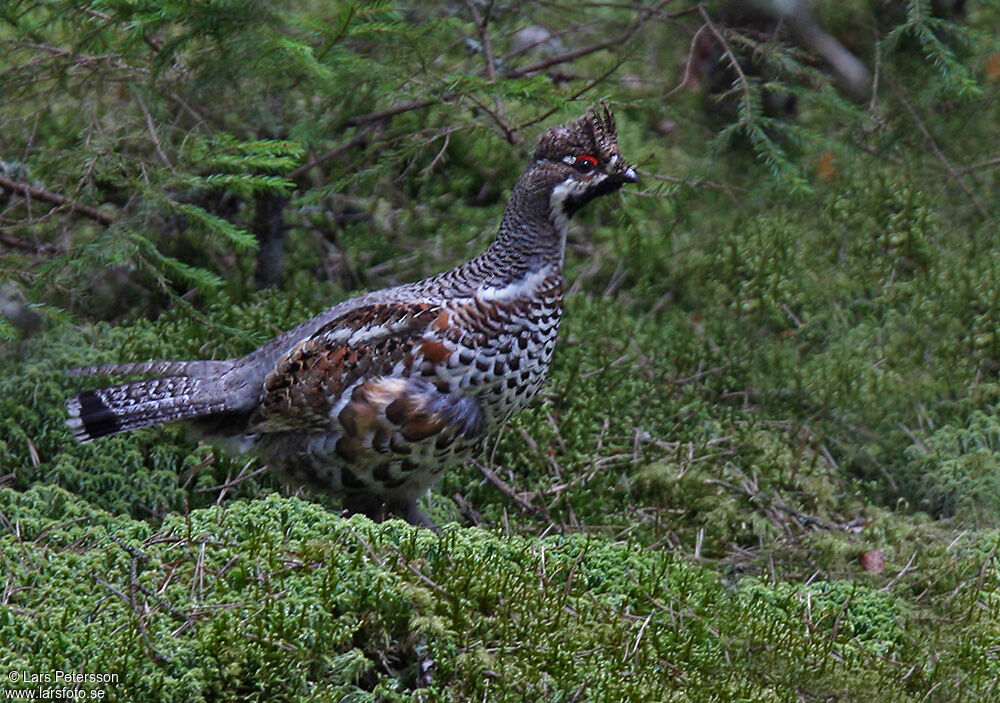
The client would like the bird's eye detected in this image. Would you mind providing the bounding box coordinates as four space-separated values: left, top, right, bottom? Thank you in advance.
573 155 598 174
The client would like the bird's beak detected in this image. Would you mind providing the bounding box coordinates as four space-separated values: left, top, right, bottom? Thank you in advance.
620 166 639 184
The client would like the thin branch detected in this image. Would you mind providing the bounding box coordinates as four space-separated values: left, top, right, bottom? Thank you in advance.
133 88 173 169
956 155 1000 175
517 57 627 131
502 0 671 79
193 461 270 496
93 565 172 664
0 175 116 226
869 25 882 113
641 170 747 193
287 125 379 179
705 477 839 531
698 5 752 112
466 92 521 144
500 20 602 63
666 22 709 98
898 93 988 218
465 0 497 79
342 1 668 140
474 460 551 522
451 492 486 526
0 232 65 255
344 96 457 128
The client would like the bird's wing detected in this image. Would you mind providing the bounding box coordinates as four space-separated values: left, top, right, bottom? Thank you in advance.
248 301 485 450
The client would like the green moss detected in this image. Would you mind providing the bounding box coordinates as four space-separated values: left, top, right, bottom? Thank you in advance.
1 488 995 702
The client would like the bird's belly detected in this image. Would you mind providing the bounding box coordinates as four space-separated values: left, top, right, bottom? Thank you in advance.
260 431 474 505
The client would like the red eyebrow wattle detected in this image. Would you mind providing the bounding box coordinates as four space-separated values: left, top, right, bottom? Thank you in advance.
577 155 598 166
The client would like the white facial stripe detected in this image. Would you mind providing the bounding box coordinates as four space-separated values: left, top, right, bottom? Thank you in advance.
549 176 597 245
549 178 578 214
550 175 604 213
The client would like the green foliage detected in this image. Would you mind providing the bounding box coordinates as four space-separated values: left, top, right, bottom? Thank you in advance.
883 0 984 98
904 411 1000 523
1 488 998 701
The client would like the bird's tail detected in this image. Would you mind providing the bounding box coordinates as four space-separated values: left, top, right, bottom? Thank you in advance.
66 360 234 443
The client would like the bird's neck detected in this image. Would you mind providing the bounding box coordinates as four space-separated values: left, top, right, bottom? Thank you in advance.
478 166 567 283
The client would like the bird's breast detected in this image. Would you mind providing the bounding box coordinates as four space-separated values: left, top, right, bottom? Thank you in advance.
421 269 564 425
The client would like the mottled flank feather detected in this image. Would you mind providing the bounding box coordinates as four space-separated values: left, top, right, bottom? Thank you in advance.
65 103 636 525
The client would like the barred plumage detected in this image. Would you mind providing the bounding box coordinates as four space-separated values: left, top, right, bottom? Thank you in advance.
66 375 229 441
66 103 637 525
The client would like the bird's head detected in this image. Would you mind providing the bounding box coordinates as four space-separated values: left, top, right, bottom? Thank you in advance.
532 102 638 220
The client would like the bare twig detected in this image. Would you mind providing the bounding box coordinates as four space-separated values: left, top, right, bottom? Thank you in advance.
502 0 671 80
193 460 269 497
344 96 456 128
666 22 710 97
0 232 65 255
474 460 551 522
705 477 838 531
133 88 173 169
287 124 379 179
975 541 999 593
698 5 752 111
466 92 521 144
956 155 1000 175
898 93 988 218
516 57 627 132
31 516 92 544
451 493 487 526
465 0 497 79
0 175 116 226
640 169 748 194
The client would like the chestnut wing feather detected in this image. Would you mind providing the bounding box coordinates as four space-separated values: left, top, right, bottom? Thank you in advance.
249 302 436 433
248 302 486 453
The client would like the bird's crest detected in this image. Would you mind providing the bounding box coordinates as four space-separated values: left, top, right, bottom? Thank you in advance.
534 101 622 164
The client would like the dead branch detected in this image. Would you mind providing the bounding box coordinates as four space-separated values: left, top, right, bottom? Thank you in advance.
475 460 551 522
287 124 379 179
502 0 672 80
956 155 1000 175
698 6 752 111
0 175 116 226
344 96 456 128
898 93 988 218
0 232 65 255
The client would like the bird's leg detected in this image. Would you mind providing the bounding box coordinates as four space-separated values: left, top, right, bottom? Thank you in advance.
345 494 439 531
398 500 439 532
342 493 387 522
